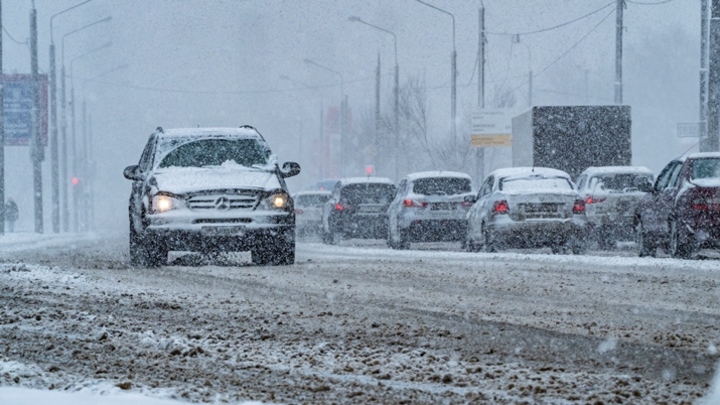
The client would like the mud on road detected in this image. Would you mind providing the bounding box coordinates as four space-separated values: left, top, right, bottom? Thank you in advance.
1 236 718 404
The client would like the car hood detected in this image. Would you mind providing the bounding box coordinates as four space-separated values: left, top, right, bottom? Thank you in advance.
151 166 281 194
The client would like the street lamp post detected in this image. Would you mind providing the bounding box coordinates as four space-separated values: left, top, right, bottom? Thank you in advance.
303 59 345 177
416 0 456 143
348 16 400 181
49 0 93 233
60 16 111 232
69 41 111 232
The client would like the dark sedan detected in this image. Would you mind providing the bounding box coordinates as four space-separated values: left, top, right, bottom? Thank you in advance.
635 152 720 258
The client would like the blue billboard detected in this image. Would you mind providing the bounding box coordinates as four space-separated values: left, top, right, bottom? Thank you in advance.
3 74 48 146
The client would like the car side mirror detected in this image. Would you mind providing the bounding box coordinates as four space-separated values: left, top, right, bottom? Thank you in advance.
280 161 301 178
464 194 478 204
123 165 143 181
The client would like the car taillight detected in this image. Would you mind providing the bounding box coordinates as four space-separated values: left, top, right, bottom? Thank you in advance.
689 189 720 211
573 199 586 214
585 195 606 204
403 199 427 208
493 200 509 214
334 203 345 211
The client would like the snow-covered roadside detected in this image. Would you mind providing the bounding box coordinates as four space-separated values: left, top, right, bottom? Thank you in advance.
0 231 97 253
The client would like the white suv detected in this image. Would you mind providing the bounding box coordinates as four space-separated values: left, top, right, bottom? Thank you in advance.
123 126 300 267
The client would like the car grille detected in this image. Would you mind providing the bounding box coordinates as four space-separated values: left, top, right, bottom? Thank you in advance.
187 194 259 211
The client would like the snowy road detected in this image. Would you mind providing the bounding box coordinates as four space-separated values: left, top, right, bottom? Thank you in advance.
1 234 720 404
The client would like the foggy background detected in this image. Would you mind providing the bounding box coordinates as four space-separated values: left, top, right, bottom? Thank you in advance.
2 0 699 233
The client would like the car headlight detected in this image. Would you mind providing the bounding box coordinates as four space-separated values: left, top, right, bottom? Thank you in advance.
258 192 291 211
151 193 184 213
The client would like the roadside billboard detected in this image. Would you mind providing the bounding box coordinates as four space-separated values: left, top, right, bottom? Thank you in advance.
3 74 49 146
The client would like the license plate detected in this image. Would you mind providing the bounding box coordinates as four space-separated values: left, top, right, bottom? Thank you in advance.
430 203 453 211
201 226 245 236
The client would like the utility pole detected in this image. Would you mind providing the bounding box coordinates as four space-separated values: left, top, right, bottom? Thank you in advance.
30 4 43 233
707 0 720 151
375 53 381 172
701 0 710 148
0 0 4 236
476 4 486 187
528 70 533 107
614 0 625 104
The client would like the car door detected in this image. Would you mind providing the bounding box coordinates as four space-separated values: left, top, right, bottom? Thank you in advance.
130 135 157 232
641 161 681 234
468 175 494 239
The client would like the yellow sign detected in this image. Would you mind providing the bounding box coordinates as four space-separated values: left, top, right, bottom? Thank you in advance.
471 134 512 147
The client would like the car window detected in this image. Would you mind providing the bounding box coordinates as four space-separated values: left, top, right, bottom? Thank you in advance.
594 173 654 191
138 135 156 171
412 177 471 195
655 161 679 190
500 176 574 192
692 158 720 179
478 176 493 198
157 138 269 168
296 194 330 207
666 163 683 189
340 183 396 205
576 175 587 191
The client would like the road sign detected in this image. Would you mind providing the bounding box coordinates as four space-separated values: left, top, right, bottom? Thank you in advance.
471 109 513 148
3 74 48 146
677 122 705 138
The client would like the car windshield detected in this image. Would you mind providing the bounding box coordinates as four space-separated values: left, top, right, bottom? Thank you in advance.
340 183 396 205
157 138 269 168
593 173 653 191
692 158 720 179
296 194 330 207
412 177 471 195
500 176 573 192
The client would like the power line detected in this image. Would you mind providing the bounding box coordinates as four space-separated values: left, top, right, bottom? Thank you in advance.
626 0 674 4
506 7 616 96
483 1 615 36
3 27 27 45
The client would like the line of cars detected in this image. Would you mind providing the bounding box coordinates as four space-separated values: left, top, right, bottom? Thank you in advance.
295 156 720 259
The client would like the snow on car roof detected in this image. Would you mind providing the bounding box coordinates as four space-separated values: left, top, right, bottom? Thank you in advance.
340 177 395 186
490 167 571 180
293 190 332 197
682 152 720 160
156 127 263 139
405 171 472 181
581 166 654 176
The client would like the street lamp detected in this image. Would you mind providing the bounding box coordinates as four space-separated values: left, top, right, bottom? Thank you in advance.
303 58 345 177
69 41 112 233
60 15 111 232
49 0 93 233
348 16 400 181
512 35 533 106
416 0 456 143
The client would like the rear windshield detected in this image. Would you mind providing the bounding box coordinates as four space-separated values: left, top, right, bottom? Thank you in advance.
692 158 720 179
412 177 471 195
500 176 573 192
295 194 330 207
592 173 653 191
340 183 396 205
157 139 269 168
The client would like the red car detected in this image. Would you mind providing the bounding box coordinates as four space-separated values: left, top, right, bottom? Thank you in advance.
635 152 720 258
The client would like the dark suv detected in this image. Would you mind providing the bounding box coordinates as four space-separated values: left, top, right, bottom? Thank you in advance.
635 152 720 258
321 177 396 244
123 126 300 267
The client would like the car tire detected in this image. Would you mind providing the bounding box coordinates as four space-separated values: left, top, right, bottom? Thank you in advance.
129 222 148 267
398 229 410 250
483 224 497 253
669 219 693 259
465 228 481 252
144 237 168 268
636 220 655 257
252 232 295 266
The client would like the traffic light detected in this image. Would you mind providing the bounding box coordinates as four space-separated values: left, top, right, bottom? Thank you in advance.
71 177 80 186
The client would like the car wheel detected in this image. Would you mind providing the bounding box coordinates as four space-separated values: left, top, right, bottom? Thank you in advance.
129 221 148 267
252 232 295 266
465 228 481 252
669 219 693 259
636 220 655 257
396 228 410 250
144 237 168 268
483 223 497 253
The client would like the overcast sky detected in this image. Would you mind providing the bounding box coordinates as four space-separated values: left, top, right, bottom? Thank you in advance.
2 0 700 231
